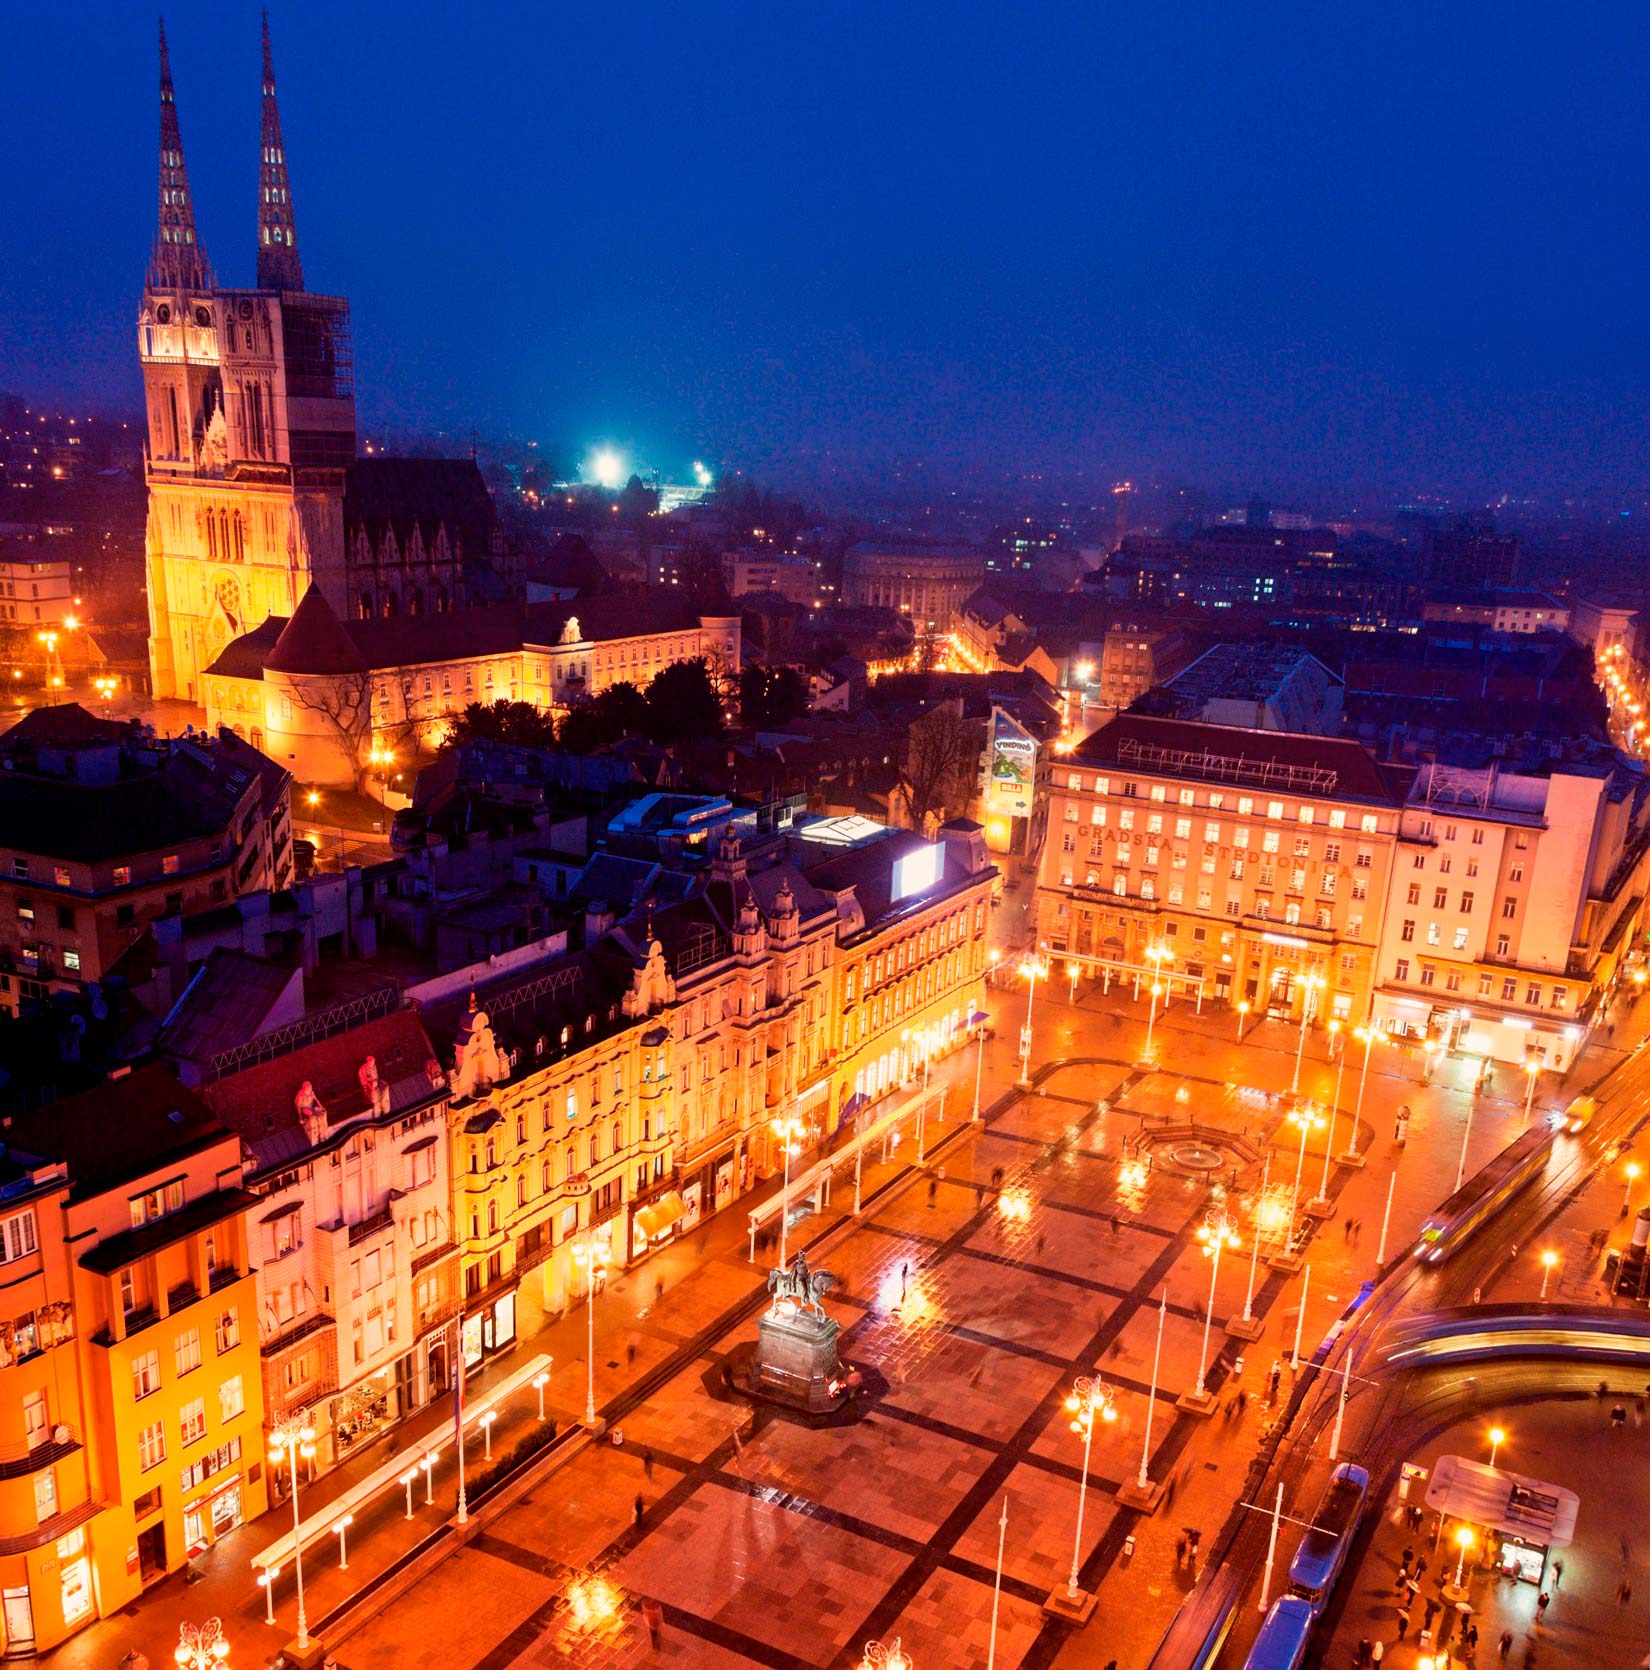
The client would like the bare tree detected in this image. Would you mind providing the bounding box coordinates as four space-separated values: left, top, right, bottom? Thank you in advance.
896 700 980 833
287 670 374 791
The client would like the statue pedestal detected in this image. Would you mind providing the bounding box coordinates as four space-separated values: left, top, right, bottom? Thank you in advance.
756 1307 848 1414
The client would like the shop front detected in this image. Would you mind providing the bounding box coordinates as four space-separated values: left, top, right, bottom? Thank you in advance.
462 1290 518 1371
1424 1454 1578 1588
630 1190 687 1260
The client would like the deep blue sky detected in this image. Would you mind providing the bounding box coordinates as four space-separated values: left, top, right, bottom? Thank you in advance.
4 1 1648 504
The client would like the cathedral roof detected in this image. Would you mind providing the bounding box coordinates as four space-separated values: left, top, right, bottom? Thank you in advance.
204 615 285 681
344 458 497 557
265 586 369 677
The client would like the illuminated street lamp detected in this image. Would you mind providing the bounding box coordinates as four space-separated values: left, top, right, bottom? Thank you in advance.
332 1513 353 1570
1421 1036 1440 1084
1488 1426 1506 1468
1624 1161 1641 1216
1190 1208 1239 1405
1061 1376 1117 1603
1451 1525 1476 1590
571 1230 609 1428
533 1368 552 1421
480 1409 497 1460
771 1114 806 1269
1289 975 1324 1094
1142 942 1173 1063
174 1618 230 1669
859 1639 914 1670
399 1466 419 1519
1236 999 1250 1042
1522 1057 1542 1125
1016 954 1048 1087
267 1412 317 1651
1348 1024 1385 1161
1539 1249 1558 1300
1285 1102 1325 1250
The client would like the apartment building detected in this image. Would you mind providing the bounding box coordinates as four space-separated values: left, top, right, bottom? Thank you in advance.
1037 714 1412 1022
1371 757 1650 1071
0 1069 263 1653
806 821 997 1122
203 1010 459 1472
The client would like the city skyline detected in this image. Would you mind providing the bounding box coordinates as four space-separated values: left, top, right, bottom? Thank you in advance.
4 1 1650 504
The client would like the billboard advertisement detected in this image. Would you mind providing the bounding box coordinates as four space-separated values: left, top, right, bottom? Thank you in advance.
987 709 1037 819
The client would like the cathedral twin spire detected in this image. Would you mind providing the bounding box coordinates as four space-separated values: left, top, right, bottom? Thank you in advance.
151 12 303 295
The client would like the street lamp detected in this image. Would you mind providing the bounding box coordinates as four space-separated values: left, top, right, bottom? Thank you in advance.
1236 999 1250 1042
1142 943 1173 1063
771 1114 805 1268
267 1412 317 1652
1349 1024 1384 1160
1285 1102 1325 1249
480 1409 497 1460
571 1230 609 1428
332 1513 352 1570
1488 1426 1506 1468
1062 1376 1117 1601
1452 1526 1476 1589
1625 1161 1641 1216
1421 1036 1439 1084
1314 1044 1351 1209
399 1467 419 1519
1016 954 1047 1087
1192 1209 1239 1402
533 1368 551 1420
1523 1057 1541 1125
1539 1250 1557 1300
175 1618 230 1669
859 1640 914 1670
1289 975 1324 1094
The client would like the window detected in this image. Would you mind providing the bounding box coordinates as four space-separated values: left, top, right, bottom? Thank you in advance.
1324 842 1341 862
1461 891 1474 913
1510 863 1525 883
1471 828 1484 845
1351 878 1367 901
214 1308 239 1353
137 1421 166 1472
132 1349 161 1401
129 1180 185 1229
1478 973 1493 996
179 1397 207 1447
1526 983 1542 1006
1395 958 1410 981
1267 801 1284 820
34 1468 57 1523
1413 854 1426 869
1420 964 1435 987
1262 831 1280 854
1329 809 1347 829
1503 976 1518 1000
1433 887 1447 909
1347 915 1363 937
1238 797 1254 815
1360 815 1378 833
1496 934 1510 957
174 1327 201 1377
1438 856 1452 874
1552 987 1568 1010
218 1375 245 1422
1426 922 1441 945
1502 897 1517 919
1452 926 1470 950
1445 970 1461 992
1298 805 1315 825
53 866 71 888
23 1391 48 1451
161 854 179 876
0 1210 36 1266
1400 919 1414 941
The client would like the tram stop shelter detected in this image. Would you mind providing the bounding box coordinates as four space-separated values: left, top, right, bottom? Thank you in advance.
1425 1454 1579 1584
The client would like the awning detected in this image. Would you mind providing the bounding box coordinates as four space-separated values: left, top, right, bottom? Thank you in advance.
635 1191 686 1240
835 1092 868 1132
1424 1455 1579 1549
968 1005 990 1027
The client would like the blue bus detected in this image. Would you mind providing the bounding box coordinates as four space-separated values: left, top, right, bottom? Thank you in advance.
1242 1596 1315 1670
1288 1462 1370 1609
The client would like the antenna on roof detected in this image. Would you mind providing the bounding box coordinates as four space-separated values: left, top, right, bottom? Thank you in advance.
470 426 478 462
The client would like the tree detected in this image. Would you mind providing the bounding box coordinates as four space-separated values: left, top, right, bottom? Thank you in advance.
557 681 649 754
443 700 558 750
896 700 978 833
740 664 808 729
644 658 723 744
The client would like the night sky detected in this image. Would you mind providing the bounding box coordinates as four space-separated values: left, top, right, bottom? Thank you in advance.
4 1 1648 503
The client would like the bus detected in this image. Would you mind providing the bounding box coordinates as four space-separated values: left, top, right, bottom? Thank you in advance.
1413 1126 1553 1264
1288 1462 1370 1609
1241 1596 1315 1670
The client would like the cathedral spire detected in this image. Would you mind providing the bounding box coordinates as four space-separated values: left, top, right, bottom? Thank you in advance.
150 18 211 292
255 10 304 292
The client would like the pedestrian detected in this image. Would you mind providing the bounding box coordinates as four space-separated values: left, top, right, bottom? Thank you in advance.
1357 1640 1372 1668
633 1491 645 1529
722 1361 734 1390
642 1597 663 1648
1188 1528 1201 1556
627 1341 637 1366
1612 1402 1627 1429
1395 1570 1410 1596
1617 1578 1633 1607
1397 1607 1411 1641
1402 1545 1415 1569
1498 1629 1513 1660
1175 1533 1187 1564
1345 1216 1355 1242
1550 1557 1562 1589
1416 1554 1429 1579
655 1276 665 1305
1466 1622 1479 1651
1110 1214 1120 1238
927 1177 937 1208
1164 1473 1177 1510
1423 1597 1440 1630
1237 1388 1248 1418
1535 1591 1549 1625
1269 1360 1282 1399
642 1445 654 1480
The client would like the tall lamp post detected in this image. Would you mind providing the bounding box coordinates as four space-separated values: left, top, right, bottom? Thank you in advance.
1624 1160 1641 1217
1183 1208 1238 1412
1284 1102 1326 1249
1522 1058 1541 1126
1060 1376 1116 1606
1236 999 1250 1042
571 1229 609 1428
1229 1153 1269 1340
267 1412 317 1653
1488 1426 1506 1469
1289 974 1324 1094
1016 954 1047 1087
770 1114 805 1268
1539 1249 1558 1300
1347 1024 1383 1161
1142 942 1173 1063
1312 1049 1349 1210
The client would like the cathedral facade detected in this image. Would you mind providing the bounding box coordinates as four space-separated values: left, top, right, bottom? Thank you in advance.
140 20 465 702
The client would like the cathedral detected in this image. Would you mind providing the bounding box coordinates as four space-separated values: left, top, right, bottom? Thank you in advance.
140 18 479 703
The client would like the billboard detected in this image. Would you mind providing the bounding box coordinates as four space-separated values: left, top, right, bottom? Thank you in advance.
987 709 1037 819
892 842 945 903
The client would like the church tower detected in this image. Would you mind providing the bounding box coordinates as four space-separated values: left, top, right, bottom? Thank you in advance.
142 15 356 703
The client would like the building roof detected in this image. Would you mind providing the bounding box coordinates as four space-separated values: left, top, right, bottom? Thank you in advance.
0 746 259 863
157 948 301 1068
265 585 369 676
521 593 708 647
348 607 524 671
345 457 496 557
1 703 128 749
1070 712 1408 805
4 1064 232 1201
798 827 980 937
1165 642 1341 704
204 614 285 681
203 1008 443 1175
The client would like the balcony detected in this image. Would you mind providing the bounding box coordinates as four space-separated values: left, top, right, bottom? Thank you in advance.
259 1310 334 1360
0 1433 80 1481
347 1205 396 1247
